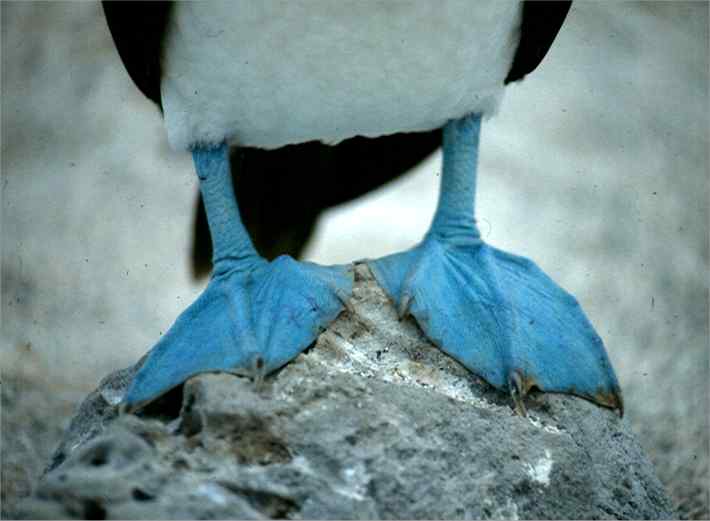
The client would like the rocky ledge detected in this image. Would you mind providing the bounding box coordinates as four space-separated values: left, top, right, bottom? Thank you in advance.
19 264 674 519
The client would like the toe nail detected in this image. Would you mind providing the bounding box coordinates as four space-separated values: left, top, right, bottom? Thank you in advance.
398 294 413 320
509 370 528 417
252 355 266 391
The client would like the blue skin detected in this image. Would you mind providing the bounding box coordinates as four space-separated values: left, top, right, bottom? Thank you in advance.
123 144 352 410
124 113 622 415
369 114 622 414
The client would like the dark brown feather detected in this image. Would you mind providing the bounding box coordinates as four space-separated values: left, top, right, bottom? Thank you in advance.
505 1 572 84
101 1 171 108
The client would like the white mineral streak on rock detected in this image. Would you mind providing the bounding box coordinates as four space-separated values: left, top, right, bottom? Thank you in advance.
527 414 565 435
196 482 228 506
100 387 124 406
526 449 554 486
335 462 369 502
305 266 508 414
314 330 499 412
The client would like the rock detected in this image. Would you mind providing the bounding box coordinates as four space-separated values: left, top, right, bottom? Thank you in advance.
20 264 674 519
0 374 82 519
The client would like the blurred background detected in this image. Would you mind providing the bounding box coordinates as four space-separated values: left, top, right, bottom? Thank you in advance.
2 1 707 518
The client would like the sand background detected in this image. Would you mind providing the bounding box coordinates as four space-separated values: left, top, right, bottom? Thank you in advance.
2 2 708 518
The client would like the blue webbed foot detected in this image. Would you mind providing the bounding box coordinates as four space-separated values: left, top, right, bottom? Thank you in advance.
122 143 352 411
369 237 622 415
124 256 352 410
369 113 622 415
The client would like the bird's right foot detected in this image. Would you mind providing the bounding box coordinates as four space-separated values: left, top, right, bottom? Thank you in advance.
123 255 352 411
122 143 353 411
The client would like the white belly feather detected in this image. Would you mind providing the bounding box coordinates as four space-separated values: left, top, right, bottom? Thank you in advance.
161 1 522 151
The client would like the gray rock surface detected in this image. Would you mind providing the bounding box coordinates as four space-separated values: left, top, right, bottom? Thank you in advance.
20 265 674 519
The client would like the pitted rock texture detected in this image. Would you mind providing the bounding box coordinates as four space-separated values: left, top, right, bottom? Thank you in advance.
20 264 674 519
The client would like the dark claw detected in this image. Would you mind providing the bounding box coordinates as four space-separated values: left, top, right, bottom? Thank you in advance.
398 293 413 321
122 257 353 410
252 354 266 392
369 238 623 415
509 370 528 417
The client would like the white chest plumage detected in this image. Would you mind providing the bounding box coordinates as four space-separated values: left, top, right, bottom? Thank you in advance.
161 1 522 151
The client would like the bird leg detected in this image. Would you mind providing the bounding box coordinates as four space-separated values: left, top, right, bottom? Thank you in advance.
122 144 352 411
368 114 623 415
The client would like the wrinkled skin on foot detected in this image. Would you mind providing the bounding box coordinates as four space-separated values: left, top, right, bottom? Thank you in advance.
123 256 352 411
369 234 623 415
367 114 623 415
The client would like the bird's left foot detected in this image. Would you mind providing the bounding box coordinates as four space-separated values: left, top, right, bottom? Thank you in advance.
369 234 623 415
